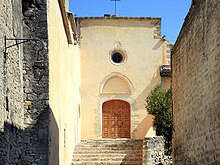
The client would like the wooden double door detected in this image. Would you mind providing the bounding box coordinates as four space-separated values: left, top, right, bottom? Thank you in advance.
102 100 130 138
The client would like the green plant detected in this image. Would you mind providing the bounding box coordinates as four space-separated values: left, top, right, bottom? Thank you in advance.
145 85 172 155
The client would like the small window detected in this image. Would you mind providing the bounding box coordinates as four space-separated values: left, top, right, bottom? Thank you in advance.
111 52 124 63
109 49 127 65
64 128 66 148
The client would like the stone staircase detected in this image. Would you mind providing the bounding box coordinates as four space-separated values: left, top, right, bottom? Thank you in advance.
72 139 143 165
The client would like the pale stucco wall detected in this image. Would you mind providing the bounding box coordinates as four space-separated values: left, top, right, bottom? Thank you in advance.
48 0 81 165
79 18 164 140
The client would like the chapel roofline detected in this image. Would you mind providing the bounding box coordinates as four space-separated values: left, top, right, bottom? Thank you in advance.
76 16 161 20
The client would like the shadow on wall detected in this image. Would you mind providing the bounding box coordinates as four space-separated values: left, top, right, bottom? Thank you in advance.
49 108 60 165
0 108 59 165
132 70 161 139
132 115 155 138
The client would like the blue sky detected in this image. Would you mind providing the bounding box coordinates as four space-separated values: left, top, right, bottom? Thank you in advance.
69 0 192 43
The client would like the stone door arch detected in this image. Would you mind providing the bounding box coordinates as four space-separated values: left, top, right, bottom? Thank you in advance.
102 100 130 138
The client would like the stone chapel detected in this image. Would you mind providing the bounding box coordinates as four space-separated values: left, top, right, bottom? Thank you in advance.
78 16 172 140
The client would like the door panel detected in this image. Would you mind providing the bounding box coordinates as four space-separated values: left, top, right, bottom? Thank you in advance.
102 100 130 138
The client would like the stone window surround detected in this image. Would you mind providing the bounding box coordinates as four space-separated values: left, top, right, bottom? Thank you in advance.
109 49 127 66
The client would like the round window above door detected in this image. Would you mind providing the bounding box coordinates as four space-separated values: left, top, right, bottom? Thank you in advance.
111 52 123 63
109 50 127 65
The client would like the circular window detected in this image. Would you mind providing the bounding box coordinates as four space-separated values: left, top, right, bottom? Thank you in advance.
111 52 123 63
109 49 127 65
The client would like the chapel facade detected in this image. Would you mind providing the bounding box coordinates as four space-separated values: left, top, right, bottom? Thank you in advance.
78 17 172 140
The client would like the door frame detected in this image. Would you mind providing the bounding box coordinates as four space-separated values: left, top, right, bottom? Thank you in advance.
99 96 135 139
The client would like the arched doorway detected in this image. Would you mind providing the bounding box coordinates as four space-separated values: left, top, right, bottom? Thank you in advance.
102 100 130 138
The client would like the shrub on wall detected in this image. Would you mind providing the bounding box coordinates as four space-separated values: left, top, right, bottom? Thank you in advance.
145 85 172 155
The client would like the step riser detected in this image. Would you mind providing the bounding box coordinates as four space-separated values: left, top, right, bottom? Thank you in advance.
75 148 142 151
73 156 143 160
77 144 143 146
80 142 143 145
73 159 142 161
74 150 142 153
72 162 142 165
73 152 142 157
78 145 143 147
80 142 143 144
74 152 143 155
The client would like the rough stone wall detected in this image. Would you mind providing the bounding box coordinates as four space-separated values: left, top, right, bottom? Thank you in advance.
0 0 49 164
143 137 172 165
0 0 24 162
0 0 24 130
22 0 49 164
172 0 220 164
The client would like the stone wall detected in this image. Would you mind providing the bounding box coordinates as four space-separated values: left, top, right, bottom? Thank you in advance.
172 0 220 164
0 0 24 130
22 0 49 164
0 0 24 163
0 0 50 164
22 0 49 132
143 137 172 165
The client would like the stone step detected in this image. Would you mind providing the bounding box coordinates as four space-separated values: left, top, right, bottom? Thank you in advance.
80 141 142 143
72 157 141 161
80 139 143 141
80 140 143 144
75 144 142 148
76 143 142 148
72 160 142 164
74 151 142 156
75 147 142 151
71 160 142 165
78 142 143 145
74 150 142 154
77 144 143 147
73 154 142 159
72 140 143 164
